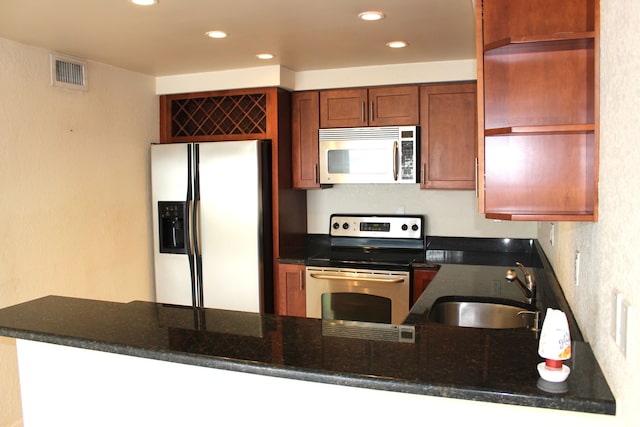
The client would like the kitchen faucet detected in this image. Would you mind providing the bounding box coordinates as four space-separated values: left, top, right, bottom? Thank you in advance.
505 262 536 304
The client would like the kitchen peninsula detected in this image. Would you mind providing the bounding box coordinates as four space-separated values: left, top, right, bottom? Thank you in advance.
0 239 615 426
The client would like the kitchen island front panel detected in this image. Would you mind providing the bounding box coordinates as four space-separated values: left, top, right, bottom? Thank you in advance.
0 295 614 415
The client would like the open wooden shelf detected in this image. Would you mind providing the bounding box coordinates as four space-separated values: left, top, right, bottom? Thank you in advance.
485 124 595 137
484 32 595 54
477 0 599 222
486 211 597 222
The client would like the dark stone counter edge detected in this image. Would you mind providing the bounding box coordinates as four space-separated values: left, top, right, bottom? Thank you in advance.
2 328 615 416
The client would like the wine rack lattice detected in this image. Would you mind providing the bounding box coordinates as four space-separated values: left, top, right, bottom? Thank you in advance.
171 93 268 138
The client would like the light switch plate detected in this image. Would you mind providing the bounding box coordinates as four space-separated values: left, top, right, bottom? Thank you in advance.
574 251 580 287
620 299 629 356
611 290 619 342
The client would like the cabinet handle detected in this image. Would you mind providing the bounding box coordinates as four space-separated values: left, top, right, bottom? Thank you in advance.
475 157 478 198
299 271 304 291
393 141 398 181
370 101 374 122
314 164 318 184
361 101 365 123
422 163 426 185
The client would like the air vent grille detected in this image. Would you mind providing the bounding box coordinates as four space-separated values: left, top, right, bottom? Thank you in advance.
319 126 400 142
50 53 88 90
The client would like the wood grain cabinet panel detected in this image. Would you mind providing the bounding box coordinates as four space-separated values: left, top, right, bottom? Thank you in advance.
368 86 419 127
275 263 306 317
319 86 418 128
412 269 439 305
292 91 321 189
420 82 477 190
476 0 599 221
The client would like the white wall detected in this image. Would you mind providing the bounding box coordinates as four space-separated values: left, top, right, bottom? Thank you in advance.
155 60 477 93
536 1 640 425
306 185 536 237
0 37 158 427
17 340 615 427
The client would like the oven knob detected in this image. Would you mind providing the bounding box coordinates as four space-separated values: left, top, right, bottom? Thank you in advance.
412 224 419 231
342 222 349 230
332 222 340 230
402 224 408 231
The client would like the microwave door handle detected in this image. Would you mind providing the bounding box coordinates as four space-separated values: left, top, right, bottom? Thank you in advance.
393 140 398 181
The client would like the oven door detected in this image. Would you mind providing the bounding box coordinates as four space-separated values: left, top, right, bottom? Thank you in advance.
305 267 410 324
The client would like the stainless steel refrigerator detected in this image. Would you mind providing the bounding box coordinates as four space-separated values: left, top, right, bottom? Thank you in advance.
151 140 272 313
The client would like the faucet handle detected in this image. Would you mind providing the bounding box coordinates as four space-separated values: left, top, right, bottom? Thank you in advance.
505 269 518 281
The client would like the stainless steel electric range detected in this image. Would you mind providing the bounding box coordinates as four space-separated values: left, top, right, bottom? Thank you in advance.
305 214 425 325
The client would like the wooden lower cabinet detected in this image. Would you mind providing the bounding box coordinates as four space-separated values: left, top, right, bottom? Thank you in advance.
275 262 306 317
412 268 439 305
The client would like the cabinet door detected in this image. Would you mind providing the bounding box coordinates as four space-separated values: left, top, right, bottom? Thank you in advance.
319 88 368 128
276 263 306 317
368 86 419 127
292 91 320 189
420 83 477 190
412 269 438 305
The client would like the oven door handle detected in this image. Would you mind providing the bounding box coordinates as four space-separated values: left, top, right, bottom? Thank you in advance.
309 273 405 283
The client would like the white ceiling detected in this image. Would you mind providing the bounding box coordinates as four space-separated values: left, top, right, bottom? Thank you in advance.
0 0 476 77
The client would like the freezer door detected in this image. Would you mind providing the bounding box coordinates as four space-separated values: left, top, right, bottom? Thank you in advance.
151 143 195 307
198 140 268 313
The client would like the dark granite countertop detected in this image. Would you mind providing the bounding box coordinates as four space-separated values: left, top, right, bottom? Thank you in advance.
0 237 615 416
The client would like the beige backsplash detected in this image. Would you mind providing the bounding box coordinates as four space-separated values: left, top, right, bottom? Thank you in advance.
306 184 537 238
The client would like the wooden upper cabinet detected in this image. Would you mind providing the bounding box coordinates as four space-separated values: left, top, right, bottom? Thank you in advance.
420 82 477 190
368 86 420 127
319 85 419 128
292 91 320 189
477 0 599 221
320 88 367 128
159 87 278 143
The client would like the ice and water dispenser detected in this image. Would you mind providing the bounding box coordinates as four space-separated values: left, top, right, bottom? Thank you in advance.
158 201 187 254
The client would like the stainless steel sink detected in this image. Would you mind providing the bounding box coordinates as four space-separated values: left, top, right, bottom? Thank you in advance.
428 297 539 330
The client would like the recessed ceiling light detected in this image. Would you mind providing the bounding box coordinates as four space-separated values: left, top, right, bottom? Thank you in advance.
206 30 228 39
131 0 157 5
386 41 408 48
358 11 385 21
256 53 275 60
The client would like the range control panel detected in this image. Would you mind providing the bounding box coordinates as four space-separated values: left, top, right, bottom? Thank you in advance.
329 214 424 239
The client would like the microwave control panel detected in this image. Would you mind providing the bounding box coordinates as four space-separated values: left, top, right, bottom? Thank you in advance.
398 126 417 181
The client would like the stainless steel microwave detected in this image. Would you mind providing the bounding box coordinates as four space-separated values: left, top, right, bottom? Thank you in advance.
319 126 419 184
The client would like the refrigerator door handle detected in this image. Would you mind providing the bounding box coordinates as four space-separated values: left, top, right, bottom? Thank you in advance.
193 144 204 308
185 144 199 308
